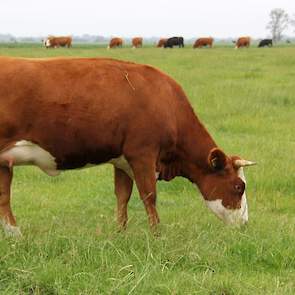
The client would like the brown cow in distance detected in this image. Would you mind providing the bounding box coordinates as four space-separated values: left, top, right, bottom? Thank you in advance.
108 37 123 49
0 57 256 237
157 38 167 47
132 37 143 48
193 37 214 48
44 36 72 48
235 37 251 48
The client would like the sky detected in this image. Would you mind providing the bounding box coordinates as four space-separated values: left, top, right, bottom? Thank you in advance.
1 0 295 38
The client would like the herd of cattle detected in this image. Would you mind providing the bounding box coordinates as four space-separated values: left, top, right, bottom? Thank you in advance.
43 36 274 49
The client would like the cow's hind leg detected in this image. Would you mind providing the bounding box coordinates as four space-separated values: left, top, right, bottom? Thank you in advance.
128 156 160 231
114 167 133 230
0 166 21 237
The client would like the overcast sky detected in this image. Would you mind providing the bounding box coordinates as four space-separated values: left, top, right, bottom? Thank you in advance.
1 0 295 38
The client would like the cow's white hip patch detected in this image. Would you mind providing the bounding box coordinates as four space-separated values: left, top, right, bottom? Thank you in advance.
0 140 59 176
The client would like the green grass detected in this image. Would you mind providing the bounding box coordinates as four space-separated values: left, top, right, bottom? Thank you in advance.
0 44 295 294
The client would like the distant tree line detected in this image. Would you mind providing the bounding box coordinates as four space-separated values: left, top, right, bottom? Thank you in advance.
1 9 295 44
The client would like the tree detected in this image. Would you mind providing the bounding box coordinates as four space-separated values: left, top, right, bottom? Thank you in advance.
290 14 295 32
266 8 289 42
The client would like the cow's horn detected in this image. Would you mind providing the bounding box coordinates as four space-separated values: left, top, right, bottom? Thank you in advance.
234 159 257 168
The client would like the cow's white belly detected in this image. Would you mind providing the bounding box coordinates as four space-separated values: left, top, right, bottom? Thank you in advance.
0 140 159 180
0 141 134 177
108 156 134 179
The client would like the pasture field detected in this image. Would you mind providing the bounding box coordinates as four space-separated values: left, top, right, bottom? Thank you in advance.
0 44 295 294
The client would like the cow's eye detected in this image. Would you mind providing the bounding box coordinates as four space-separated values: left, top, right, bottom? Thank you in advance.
234 183 245 195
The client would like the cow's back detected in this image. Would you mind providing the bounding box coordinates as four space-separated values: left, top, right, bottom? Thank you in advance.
0 57 192 169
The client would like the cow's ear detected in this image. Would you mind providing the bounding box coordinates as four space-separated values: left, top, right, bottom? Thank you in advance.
208 148 227 171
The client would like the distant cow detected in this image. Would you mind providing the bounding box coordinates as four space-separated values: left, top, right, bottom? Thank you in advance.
235 37 251 48
164 37 184 48
132 37 143 48
193 37 214 48
44 36 72 48
258 39 273 47
157 38 167 47
108 38 123 49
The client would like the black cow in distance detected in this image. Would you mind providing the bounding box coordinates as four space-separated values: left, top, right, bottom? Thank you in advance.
258 39 273 47
164 37 184 48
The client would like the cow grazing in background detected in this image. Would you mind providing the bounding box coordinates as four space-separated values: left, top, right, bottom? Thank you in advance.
193 37 214 48
164 37 184 48
132 37 143 48
258 39 273 47
44 36 72 48
0 57 256 237
157 38 167 47
234 37 251 48
108 38 123 49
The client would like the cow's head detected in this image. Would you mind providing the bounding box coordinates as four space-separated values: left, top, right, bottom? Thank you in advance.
196 148 256 226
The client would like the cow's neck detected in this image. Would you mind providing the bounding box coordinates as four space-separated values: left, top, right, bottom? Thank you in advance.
176 112 217 183
158 110 218 183
181 111 216 162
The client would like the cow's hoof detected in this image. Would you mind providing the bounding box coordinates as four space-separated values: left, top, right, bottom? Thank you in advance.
150 226 161 238
1 221 22 238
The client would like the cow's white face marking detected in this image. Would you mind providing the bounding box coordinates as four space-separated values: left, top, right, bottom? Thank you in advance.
205 194 248 225
0 140 59 176
198 167 248 225
0 220 22 237
45 39 51 47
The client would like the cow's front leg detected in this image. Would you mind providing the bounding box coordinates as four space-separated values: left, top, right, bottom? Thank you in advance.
114 167 133 230
0 166 21 237
129 157 160 231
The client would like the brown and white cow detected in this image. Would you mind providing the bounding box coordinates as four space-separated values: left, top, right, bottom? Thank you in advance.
235 37 251 48
193 37 214 48
157 38 167 47
44 36 72 48
132 37 143 48
108 37 123 49
0 57 256 237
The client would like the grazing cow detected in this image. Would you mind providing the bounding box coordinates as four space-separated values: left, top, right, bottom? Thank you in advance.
235 37 251 48
132 37 143 48
157 38 167 47
44 36 72 48
164 37 184 48
193 37 214 48
258 39 273 47
108 37 123 49
0 57 256 237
